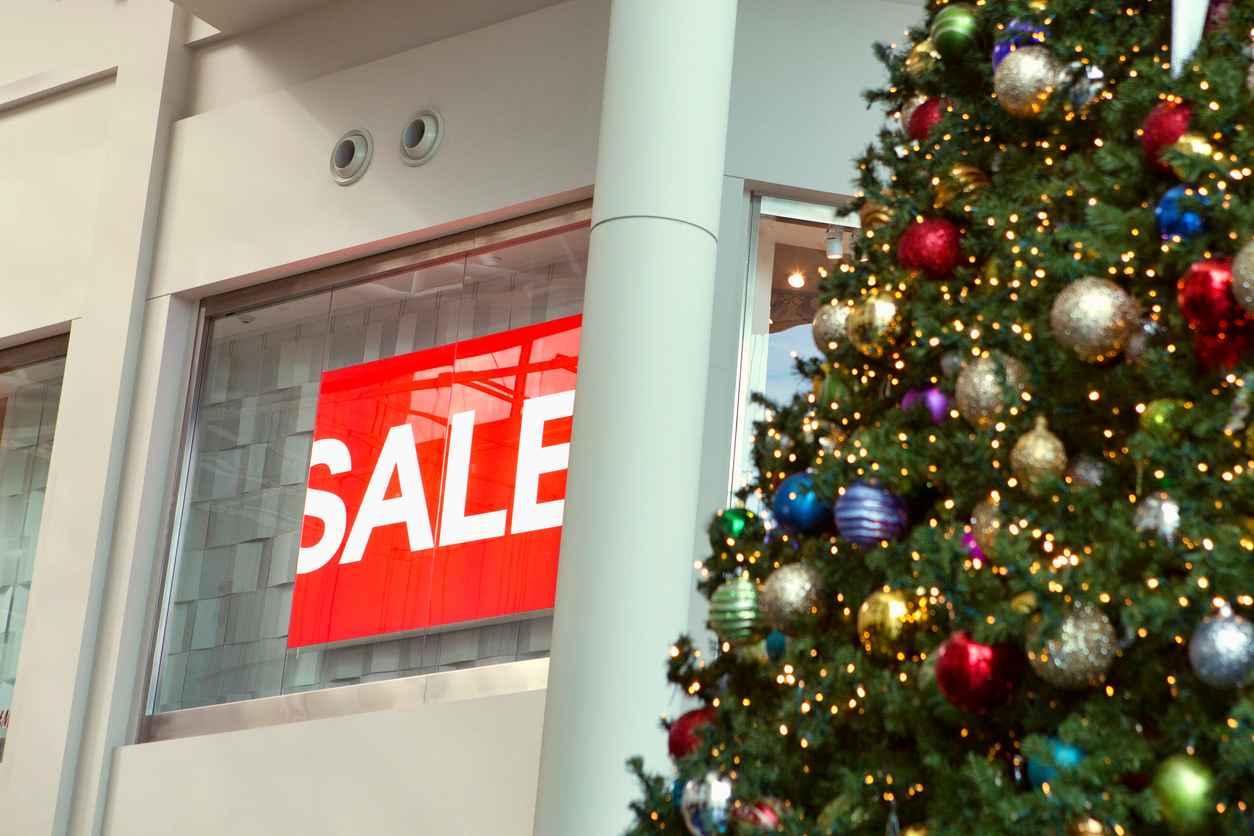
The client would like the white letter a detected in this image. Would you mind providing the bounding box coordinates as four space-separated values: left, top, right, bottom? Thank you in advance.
341 423 435 564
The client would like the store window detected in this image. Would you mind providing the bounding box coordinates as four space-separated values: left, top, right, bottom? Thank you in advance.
733 197 857 496
0 338 68 758
151 212 588 714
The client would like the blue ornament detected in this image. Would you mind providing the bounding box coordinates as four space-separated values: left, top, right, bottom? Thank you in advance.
834 480 908 547
765 629 787 663
680 771 733 835
1027 738 1086 788
672 778 687 814
992 20 1048 70
772 472 828 533
1156 184 1211 241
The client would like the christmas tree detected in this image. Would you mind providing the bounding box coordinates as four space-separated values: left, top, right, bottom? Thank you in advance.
626 1 1254 833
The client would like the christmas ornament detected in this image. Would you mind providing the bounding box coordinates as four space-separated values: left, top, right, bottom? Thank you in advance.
1142 102 1192 171
1027 738 1086 787
846 293 903 358
1178 256 1238 330
761 563 823 633
1068 818 1107 836
1135 491 1181 544
897 218 962 278
1233 240 1254 315
1125 319 1166 363
993 46 1062 118
1189 604 1254 687
858 588 930 657
902 827 928 836
907 97 947 142
1011 591 1038 615
900 94 928 136
813 301 851 354
955 352 1028 427
935 631 1021 712
901 387 950 425
1157 185 1210 241
734 799 782 830
971 497 1003 558
1140 399 1187 441
835 480 909 546
993 20 1047 70
772 472 828 533
1011 416 1067 494
668 707 715 759
930 3 979 61
680 771 734 836
1166 131 1215 179
1062 62 1105 111
1067 454 1106 489
940 351 964 379
812 366 849 411
1050 277 1138 362
932 162 989 209
1152 755 1214 835
717 508 755 541
709 575 763 644
765 629 787 663
905 38 942 76
1195 324 1254 371
859 198 892 231
1027 604 1117 689
963 531 986 563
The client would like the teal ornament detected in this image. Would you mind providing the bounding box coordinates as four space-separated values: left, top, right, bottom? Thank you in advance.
1157 185 1210 241
931 3 980 62
766 629 787 663
772 472 828 533
1027 738 1085 788
708 575 764 644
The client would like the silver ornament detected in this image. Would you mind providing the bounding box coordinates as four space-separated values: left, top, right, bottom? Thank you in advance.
993 46 1064 118
681 771 733 836
1189 605 1254 688
1233 240 1254 316
1062 62 1105 111
940 350 965 379
812 302 851 354
1066 454 1106 489
1124 319 1165 363
1135 491 1181 545
1027 604 1117 689
761 563 823 633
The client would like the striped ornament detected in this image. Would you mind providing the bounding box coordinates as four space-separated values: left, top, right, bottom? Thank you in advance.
834 480 908 547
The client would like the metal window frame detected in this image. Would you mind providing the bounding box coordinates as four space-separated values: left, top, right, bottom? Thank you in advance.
143 202 591 743
0 334 70 373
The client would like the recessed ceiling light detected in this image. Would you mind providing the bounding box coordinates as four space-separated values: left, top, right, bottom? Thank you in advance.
787 271 806 288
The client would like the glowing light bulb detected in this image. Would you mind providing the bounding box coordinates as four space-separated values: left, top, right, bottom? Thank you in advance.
787 270 806 288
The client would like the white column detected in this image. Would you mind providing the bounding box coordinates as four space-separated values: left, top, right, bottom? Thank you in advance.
533 1 738 833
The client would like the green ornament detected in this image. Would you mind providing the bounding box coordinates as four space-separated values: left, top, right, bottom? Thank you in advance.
812 365 849 412
718 507 753 540
930 3 979 62
708 575 764 644
1152 755 1214 834
1140 398 1187 441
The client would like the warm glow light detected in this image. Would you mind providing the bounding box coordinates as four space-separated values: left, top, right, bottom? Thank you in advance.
787 270 806 288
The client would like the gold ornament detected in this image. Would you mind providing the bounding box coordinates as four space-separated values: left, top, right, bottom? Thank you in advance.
993 46 1063 118
1010 591 1038 615
857 588 930 657
846 293 902 358
971 495 1003 558
1233 240 1254 316
859 197 892 231
955 351 1028 427
1027 604 1117 689
902 827 929 836
1050 277 1138 362
812 301 852 354
905 38 942 77
1167 131 1215 179
1011 416 1068 493
932 162 990 209
1067 817 1107 836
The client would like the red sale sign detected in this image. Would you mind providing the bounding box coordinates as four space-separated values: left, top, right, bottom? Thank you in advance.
288 315 580 648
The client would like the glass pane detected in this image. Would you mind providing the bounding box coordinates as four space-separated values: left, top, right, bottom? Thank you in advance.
154 223 589 713
0 353 65 758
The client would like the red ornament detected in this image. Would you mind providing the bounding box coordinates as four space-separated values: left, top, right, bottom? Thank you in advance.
907 98 947 142
667 706 715 759
735 799 783 830
1141 102 1192 172
1178 258 1238 334
1195 322 1254 370
898 218 963 278
934 631 1021 713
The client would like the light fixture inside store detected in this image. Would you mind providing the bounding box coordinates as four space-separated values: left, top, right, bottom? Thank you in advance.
825 226 844 260
787 271 806 288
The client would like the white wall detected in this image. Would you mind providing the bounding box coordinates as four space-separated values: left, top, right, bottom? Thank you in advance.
104 690 546 836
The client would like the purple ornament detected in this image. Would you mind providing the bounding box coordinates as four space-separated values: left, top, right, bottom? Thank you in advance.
963 531 986 564
992 20 1048 70
901 387 951 425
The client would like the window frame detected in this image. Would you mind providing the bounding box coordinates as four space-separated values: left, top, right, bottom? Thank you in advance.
142 203 590 741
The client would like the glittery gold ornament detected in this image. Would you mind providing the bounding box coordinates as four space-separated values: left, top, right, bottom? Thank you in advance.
858 588 930 657
932 162 990 209
955 352 1028 427
971 496 1004 558
1027 604 1117 689
1232 239 1254 316
812 301 852 354
859 198 892 231
1167 131 1215 179
1050 277 1138 362
846 293 902 358
761 563 823 633
1067 817 1107 835
905 38 942 76
993 46 1063 118
1011 416 1067 493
